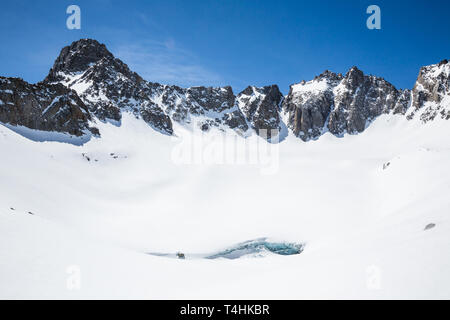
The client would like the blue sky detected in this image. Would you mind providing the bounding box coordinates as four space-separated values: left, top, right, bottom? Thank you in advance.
1 0 449 93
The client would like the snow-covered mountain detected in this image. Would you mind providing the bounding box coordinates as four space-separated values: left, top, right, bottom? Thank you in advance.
44 39 249 136
1 39 448 142
282 68 413 141
1 39 450 300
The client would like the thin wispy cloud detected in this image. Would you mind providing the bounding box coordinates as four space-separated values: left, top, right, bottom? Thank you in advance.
113 39 223 88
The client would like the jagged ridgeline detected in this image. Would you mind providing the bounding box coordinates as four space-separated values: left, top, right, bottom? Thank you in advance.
0 39 449 141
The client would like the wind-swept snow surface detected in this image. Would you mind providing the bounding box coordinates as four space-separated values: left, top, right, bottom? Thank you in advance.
1 114 450 299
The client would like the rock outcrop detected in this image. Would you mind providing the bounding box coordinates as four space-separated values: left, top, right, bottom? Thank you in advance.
236 85 283 137
0 77 98 136
409 59 450 121
328 67 401 135
282 70 342 140
283 67 412 141
152 84 248 134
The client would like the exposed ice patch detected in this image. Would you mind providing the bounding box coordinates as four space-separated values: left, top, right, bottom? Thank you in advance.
148 238 305 260
206 238 304 259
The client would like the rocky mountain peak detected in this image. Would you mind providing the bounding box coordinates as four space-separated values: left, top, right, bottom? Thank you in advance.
342 66 365 87
43 40 250 136
314 70 343 82
45 39 114 82
438 59 448 67
236 85 283 137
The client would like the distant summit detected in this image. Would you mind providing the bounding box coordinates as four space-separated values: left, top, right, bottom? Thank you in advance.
45 39 114 82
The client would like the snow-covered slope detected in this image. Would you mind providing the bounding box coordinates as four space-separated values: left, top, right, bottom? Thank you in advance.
1 112 449 299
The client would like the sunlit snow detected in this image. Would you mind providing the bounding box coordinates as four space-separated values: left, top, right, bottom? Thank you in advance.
1 113 450 299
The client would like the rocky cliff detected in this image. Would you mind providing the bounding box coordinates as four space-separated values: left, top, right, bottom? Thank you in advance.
0 77 97 136
282 67 413 141
408 59 450 122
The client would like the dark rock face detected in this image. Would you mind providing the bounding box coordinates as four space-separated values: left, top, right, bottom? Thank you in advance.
410 59 450 121
283 67 407 141
160 85 249 133
392 90 411 115
237 85 283 136
282 71 341 140
140 100 173 134
0 77 97 136
187 86 235 113
45 39 114 82
328 67 400 135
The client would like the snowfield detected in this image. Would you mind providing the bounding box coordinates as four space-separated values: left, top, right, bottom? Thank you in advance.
1 113 449 299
